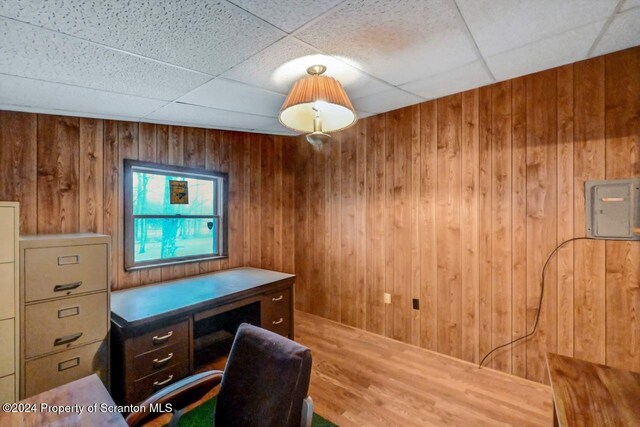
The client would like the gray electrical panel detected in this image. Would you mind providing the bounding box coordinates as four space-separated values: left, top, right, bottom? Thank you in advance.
585 178 640 240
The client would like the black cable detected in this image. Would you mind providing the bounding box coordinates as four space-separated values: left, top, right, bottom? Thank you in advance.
478 236 595 369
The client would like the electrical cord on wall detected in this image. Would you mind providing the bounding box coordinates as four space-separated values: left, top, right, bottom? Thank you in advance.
478 236 596 369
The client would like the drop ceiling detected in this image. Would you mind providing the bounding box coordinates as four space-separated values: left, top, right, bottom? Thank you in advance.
0 0 638 135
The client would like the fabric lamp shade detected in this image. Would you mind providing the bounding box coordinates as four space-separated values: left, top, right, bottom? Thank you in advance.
279 73 356 133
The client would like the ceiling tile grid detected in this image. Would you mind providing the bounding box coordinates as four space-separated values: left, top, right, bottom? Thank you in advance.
0 0 638 133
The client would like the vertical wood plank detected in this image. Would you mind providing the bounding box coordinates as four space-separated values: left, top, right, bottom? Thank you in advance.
461 90 480 363
37 115 80 234
0 111 37 234
511 77 528 377
478 86 493 363
604 48 640 372
261 135 276 271
436 94 463 359
419 102 438 350
525 70 557 383
249 134 262 268
491 81 513 372
118 121 139 289
556 65 575 358
103 121 119 290
79 118 104 233
573 57 606 365
341 125 358 327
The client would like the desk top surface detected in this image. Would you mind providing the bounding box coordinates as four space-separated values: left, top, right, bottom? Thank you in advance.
0 375 126 427
111 267 295 327
546 353 640 427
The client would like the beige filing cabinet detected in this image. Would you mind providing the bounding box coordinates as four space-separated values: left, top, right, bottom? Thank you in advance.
0 202 19 403
19 233 110 398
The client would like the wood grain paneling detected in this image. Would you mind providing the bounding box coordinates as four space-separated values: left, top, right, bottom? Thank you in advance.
293 46 640 383
0 113 295 291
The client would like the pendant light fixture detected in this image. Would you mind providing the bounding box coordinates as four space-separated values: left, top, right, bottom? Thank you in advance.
279 65 357 147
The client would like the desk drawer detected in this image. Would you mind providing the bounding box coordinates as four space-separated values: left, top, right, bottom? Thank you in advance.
25 293 108 358
132 362 188 405
262 288 291 336
130 320 188 356
24 244 108 302
132 342 189 380
24 340 107 397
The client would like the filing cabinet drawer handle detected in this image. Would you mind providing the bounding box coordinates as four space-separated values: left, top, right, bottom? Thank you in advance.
58 306 80 318
153 353 174 368
153 375 174 388
53 282 82 293
54 332 83 346
272 318 284 325
272 295 284 302
152 331 173 345
58 357 80 372
58 255 80 265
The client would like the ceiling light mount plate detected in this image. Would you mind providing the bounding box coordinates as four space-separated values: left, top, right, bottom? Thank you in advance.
306 64 327 75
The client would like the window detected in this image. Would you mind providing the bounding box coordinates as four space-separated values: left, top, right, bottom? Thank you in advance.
124 160 228 270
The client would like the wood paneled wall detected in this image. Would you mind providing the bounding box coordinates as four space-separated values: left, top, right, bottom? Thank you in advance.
0 114 295 290
293 47 640 383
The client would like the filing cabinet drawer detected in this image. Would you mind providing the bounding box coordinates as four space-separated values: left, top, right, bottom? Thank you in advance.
0 319 14 377
132 342 189 380
24 244 108 302
130 320 189 356
24 340 107 397
25 293 108 358
0 263 15 320
261 288 291 336
0 375 15 404
132 362 189 406
0 207 15 264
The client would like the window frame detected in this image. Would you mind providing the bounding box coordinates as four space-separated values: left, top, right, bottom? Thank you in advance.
123 159 229 271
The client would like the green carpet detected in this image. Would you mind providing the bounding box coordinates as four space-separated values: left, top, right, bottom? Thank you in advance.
166 396 337 426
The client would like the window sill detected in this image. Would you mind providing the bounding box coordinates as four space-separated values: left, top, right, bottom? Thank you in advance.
125 255 229 272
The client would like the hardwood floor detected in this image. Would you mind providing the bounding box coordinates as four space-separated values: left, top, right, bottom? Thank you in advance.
295 310 553 426
147 310 553 426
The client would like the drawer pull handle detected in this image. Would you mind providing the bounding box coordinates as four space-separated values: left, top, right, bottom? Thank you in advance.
58 357 80 372
58 306 80 318
272 318 284 325
54 282 82 293
153 353 174 368
272 295 284 302
153 375 174 388
54 332 83 346
152 331 173 345
58 255 80 265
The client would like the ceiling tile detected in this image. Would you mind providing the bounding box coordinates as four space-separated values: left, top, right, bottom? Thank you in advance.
351 88 424 115
222 36 390 99
227 0 343 33
456 0 618 57
486 21 605 81
400 61 492 100
176 78 285 117
0 0 285 75
295 0 477 85
621 0 640 11
591 8 640 57
145 102 274 130
0 74 167 118
0 18 209 100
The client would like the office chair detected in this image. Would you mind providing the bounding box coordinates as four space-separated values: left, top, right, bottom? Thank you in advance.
126 323 313 427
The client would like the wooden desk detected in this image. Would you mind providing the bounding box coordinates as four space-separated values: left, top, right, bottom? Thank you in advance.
546 353 640 426
0 374 126 427
110 267 295 406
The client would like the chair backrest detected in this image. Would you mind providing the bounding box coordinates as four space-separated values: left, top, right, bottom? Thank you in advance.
215 323 312 427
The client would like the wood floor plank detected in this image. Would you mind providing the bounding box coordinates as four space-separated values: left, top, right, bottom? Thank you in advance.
296 311 553 427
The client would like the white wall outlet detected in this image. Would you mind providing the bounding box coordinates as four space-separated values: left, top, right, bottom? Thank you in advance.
384 293 391 304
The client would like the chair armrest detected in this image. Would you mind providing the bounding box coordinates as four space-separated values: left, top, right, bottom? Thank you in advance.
126 370 224 427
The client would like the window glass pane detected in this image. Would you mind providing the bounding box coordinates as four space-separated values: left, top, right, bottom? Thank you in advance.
134 218 219 263
132 170 216 216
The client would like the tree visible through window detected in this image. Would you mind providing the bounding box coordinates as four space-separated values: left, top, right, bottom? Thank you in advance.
124 160 228 270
